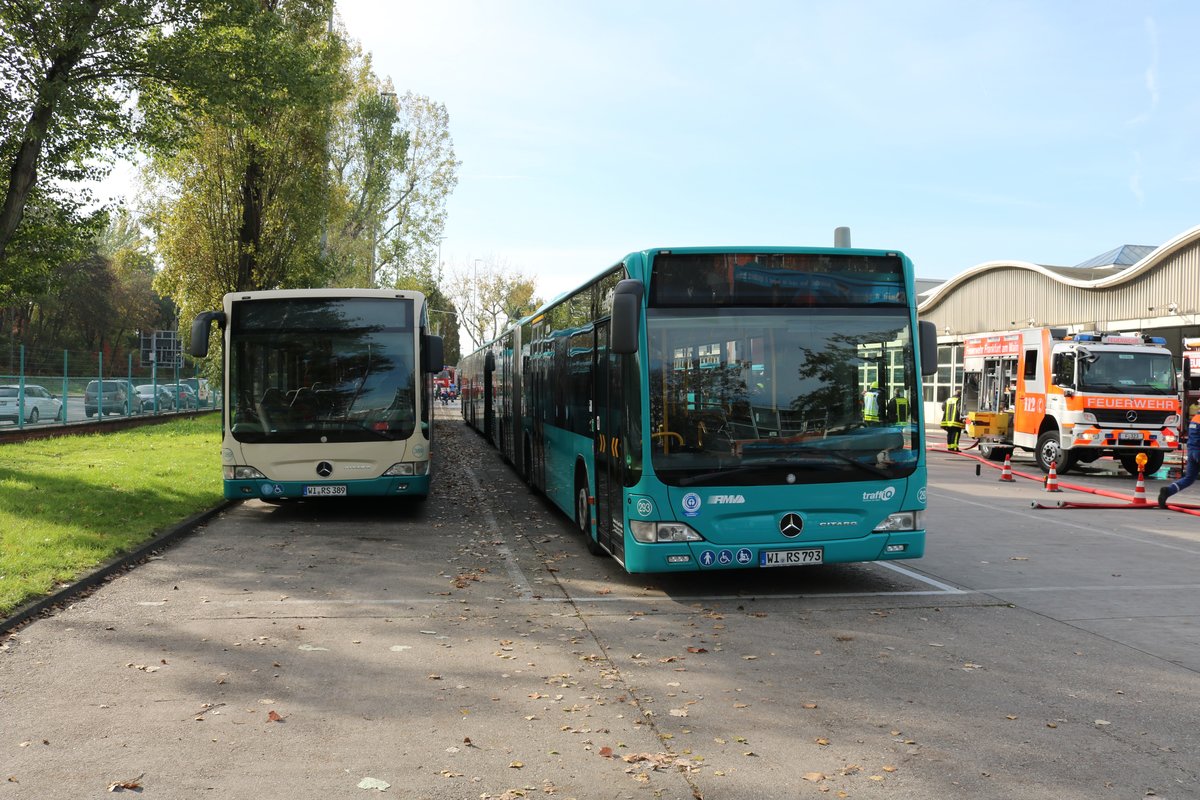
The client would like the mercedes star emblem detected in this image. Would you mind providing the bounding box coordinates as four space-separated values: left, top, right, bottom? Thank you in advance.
779 512 803 537
316 461 333 477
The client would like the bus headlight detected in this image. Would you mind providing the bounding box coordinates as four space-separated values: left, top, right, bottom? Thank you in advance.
873 510 923 532
225 465 266 480
629 521 705 543
383 461 430 477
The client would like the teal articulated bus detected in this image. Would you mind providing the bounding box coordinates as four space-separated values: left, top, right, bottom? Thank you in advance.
460 243 936 573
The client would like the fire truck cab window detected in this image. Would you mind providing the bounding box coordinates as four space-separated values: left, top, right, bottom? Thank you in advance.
1053 353 1075 387
1023 349 1038 380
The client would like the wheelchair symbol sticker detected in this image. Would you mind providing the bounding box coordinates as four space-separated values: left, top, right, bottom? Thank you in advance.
717 549 733 565
735 548 753 565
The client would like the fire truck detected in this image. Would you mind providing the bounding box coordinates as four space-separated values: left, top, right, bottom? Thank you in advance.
1182 339 1200 420
960 328 1180 475
434 366 457 399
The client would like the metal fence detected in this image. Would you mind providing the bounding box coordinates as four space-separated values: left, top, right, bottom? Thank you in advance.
0 343 218 431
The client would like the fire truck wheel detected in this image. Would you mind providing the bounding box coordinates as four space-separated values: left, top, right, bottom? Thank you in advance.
979 442 1008 461
1035 431 1068 474
1118 451 1164 477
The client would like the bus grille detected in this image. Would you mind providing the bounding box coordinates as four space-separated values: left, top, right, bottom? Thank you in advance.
1087 408 1174 426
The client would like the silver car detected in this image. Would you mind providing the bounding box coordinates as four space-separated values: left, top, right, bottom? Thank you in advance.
0 384 65 424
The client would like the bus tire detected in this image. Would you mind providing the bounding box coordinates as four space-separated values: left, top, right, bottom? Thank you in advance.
521 437 532 485
576 469 604 557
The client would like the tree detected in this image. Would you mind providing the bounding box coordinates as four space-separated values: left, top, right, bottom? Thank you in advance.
148 0 346 332
449 258 541 349
376 93 459 287
0 0 208 279
2 210 173 373
324 47 409 288
391 261 460 365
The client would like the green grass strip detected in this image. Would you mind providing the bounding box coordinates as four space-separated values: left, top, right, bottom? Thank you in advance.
0 416 223 617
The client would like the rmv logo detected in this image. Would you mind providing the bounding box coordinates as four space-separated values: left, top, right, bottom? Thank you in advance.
708 495 746 504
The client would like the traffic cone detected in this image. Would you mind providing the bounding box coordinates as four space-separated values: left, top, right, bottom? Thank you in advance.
1132 469 1148 505
1044 461 1062 492
999 453 1014 482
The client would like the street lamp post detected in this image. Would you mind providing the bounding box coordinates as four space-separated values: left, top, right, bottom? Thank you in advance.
473 258 484 338
428 307 458 336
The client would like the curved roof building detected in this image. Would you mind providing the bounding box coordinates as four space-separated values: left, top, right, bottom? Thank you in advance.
916 223 1200 404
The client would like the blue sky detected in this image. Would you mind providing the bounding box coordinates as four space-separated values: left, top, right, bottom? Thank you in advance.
333 0 1200 302
89 1 1196 304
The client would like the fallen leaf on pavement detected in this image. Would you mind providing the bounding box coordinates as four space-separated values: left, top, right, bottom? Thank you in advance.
357 777 390 790
106 773 144 792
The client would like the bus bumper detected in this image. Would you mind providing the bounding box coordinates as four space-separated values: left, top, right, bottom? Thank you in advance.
621 530 925 573
225 475 432 500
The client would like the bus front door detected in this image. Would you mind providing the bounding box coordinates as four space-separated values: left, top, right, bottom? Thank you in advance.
594 321 624 561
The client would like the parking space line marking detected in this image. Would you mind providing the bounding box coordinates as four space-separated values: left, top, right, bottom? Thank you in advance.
464 466 535 599
874 561 966 593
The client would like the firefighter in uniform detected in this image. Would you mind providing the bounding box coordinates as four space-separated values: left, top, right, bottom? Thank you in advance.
941 389 964 452
887 388 909 424
1160 410 1200 507
862 381 882 424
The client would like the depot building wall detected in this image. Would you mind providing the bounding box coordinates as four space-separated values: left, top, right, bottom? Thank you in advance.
916 223 1200 425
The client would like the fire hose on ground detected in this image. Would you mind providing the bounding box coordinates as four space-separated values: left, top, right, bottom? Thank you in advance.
933 435 1200 517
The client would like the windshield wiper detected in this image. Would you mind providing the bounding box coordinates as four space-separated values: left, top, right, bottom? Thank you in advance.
810 448 892 478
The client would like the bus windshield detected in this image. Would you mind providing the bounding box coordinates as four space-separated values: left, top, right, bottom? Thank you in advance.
228 297 417 443
646 308 920 486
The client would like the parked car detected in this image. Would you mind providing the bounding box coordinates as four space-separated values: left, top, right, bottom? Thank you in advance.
180 377 212 407
84 379 134 417
166 383 199 409
134 384 177 412
0 384 65 424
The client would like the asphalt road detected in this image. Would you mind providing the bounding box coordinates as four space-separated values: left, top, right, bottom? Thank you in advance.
1 408 1197 799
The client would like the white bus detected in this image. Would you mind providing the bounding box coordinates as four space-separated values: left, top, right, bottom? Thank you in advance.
190 288 443 501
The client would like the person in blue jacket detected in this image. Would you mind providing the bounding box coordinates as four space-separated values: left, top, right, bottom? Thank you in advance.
1160 411 1200 507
